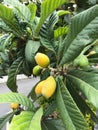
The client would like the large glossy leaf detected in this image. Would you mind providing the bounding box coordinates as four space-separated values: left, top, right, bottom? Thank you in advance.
0 92 35 110
40 12 58 54
7 57 23 92
0 111 16 129
25 40 40 63
9 107 43 130
66 79 98 123
68 69 98 90
60 5 98 65
56 77 88 130
42 119 65 130
0 4 23 37
67 74 98 110
4 0 31 22
35 0 68 34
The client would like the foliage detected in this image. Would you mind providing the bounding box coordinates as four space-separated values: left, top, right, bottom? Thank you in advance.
0 0 98 130
9 107 43 130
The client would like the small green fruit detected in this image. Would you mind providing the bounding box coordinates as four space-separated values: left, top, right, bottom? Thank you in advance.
33 65 42 76
73 55 89 68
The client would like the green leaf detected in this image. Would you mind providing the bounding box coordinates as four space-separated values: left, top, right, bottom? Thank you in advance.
56 77 88 130
3 33 14 49
35 0 68 34
7 57 23 92
0 19 11 32
60 5 98 65
54 26 68 38
0 34 9 51
22 60 32 76
0 92 35 111
0 4 14 22
27 3 37 22
88 53 98 63
67 74 98 110
4 0 31 22
30 107 43 130
56 37 64 64
9 107 43 130
68 69 98 90
66 79 98 123
44 101 57 117
0 111 16 129
40 12 58 54
42 119 65 130
25 40 40 63
84 67 98 74
88 0 97 5
0 4 23 37
57 10 70 17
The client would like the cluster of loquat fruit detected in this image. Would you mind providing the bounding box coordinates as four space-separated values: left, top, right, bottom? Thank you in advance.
33 52 57 99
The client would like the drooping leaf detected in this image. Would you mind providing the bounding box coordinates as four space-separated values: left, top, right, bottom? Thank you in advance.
60 5 98 65
0 111 16 129
35 0 68 34
67 74 98 110
0 4 23 37
7 57 23 92
68 69 98 90
42 119 65 130
4 0 31 22
0 92 35 111
25 40 40 63
56 77 88 130
9 107 43 130
66 79 98 124
40 12 58 54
